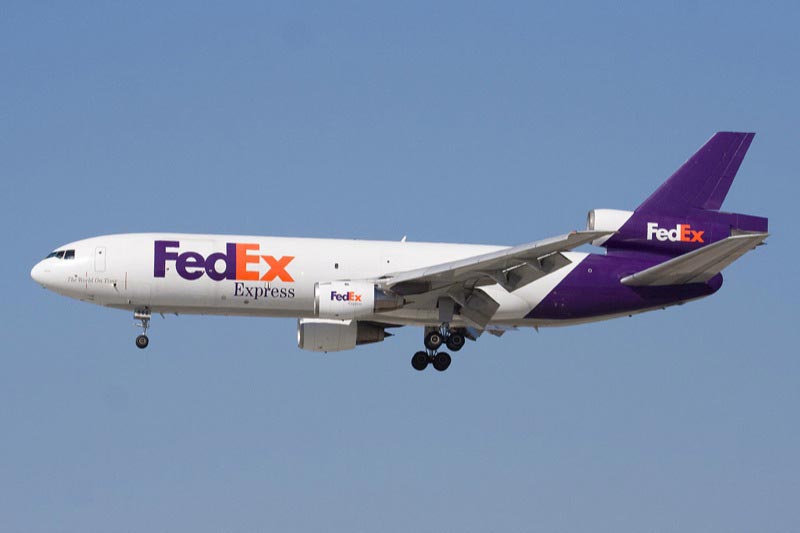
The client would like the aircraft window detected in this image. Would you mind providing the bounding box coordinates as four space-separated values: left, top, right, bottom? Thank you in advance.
45 249 76 259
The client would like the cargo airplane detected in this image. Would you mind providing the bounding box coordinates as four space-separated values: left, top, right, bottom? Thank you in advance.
31 132 768 371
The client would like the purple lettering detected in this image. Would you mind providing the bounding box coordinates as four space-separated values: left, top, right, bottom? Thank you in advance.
154 240 180 278
205 243 236 281
177 251 204 281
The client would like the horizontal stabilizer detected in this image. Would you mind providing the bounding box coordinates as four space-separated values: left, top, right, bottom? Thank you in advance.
620 233 768 286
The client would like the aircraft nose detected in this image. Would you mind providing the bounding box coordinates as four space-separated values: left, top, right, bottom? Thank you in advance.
31 260 48 286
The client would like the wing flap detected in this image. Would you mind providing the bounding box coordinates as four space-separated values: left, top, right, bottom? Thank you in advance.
451 288 501 329
620 233 768 286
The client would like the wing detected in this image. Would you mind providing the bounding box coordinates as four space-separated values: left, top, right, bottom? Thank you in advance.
382 230 611 295
379 230 612 329
620 232 768 286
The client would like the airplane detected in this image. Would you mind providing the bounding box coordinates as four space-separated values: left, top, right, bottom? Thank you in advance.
30 132 768 371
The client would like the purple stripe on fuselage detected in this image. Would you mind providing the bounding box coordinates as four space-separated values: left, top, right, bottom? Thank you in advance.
528 254 722 320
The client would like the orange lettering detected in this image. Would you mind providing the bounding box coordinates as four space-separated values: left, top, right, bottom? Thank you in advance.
236 243 260 280
681 224 692 242
261 255 295 282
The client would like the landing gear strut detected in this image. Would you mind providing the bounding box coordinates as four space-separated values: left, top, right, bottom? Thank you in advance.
134 309 151 349
411 325 465 372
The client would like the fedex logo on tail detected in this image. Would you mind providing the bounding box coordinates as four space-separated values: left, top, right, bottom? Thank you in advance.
330 290 362 302
646 223 704 243
154 240 294 282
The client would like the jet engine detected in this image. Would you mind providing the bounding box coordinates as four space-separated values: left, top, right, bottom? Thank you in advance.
315 280 403 319
297 318 389 352
586 208 634 246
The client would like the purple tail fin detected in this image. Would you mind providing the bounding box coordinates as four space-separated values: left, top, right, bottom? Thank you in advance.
636 132 755 214
595 132 768 257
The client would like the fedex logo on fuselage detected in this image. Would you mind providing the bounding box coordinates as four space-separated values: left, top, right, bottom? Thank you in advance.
646 223 704 243
154 240 294 282
330 290 362 302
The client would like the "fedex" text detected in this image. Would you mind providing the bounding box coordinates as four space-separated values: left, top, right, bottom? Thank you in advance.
330 290 362 302
154 240 295 282
646 223 704 243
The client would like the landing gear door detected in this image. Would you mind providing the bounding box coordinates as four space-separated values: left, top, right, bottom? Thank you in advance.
94 247 106 272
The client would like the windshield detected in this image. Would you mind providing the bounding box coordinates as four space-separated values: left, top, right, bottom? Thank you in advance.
45 249 76 260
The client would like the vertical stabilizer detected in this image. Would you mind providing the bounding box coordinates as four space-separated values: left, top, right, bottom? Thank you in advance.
596 132 767 256
636 132 754 214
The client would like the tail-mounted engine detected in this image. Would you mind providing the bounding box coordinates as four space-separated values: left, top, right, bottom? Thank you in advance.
586 209 634 247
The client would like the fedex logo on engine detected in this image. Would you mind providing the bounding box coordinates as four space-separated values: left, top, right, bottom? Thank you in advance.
646 223 704 243
330 290 363 302
154 240 294 282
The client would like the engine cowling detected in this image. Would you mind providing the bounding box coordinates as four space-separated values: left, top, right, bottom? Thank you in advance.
297 318 389 352
586 208 634 246
315 280 402 319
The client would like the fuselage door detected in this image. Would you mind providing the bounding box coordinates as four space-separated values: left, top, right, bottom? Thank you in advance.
94 247 106 272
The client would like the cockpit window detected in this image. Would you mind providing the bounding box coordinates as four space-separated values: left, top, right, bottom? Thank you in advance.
46 249 76 260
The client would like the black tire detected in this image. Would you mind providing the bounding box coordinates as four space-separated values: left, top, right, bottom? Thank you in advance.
446 333 465 352
432 351 451 372
135 334 149 349
411 351 429 371
424 331 443 350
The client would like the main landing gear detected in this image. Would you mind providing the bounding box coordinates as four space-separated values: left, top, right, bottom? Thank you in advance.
134 309 151 349
411 326 466 372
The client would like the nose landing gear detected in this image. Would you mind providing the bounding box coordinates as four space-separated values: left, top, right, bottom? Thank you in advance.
134 309 151 349
411 326 465 371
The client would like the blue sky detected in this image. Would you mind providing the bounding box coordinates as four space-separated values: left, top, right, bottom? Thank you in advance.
2 1 798 531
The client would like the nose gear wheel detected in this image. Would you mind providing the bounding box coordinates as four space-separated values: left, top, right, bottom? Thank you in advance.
134 309 151 349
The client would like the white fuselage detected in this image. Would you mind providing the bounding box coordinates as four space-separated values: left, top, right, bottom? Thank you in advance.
30 233 589 327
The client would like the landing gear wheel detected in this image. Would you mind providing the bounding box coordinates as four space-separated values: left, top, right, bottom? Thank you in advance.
446 333 465 352
135 334 149 349
432 352 451 372
134 309 152 349
424 331 444 350
411 351 429 371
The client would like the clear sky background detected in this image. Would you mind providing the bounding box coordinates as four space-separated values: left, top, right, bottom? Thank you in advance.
1 1 798 531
